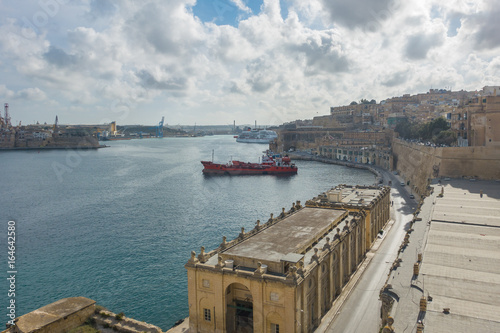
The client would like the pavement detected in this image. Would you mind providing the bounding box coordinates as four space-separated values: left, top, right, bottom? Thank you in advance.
165 319 189 333
314 217 396 332
315 164 420 332
384 178 500 333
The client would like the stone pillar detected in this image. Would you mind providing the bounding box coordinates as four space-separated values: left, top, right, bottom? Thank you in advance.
302 280 309 332
317 266 322 321
329 252 335 304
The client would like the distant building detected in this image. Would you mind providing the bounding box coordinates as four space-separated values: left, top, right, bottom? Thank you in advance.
454 95 500 146
482 85 500 96
318 146 392 169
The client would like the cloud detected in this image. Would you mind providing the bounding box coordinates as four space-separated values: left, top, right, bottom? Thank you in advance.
88 0 117 19
136 70 188 91
0 0 498 125
229 81 244 94
404 32 444 60
230 0 252 13
245 58 276 93
15 87 47 101
320 0 397 30
471 7 500 50
381 70 409 87
293 33 350 75
0 85 15 99
43 46 79 68
124 1 205 56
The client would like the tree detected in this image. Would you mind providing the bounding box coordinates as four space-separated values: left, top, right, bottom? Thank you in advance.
394 118 412 139
433 130 457 146
395 117 455 144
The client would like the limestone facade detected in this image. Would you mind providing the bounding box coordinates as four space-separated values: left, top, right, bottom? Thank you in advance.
392 139 500 196
185 186 390 333
468 95 500 146
305 185 391 249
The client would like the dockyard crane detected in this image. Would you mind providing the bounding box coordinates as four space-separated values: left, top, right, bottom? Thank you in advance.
155 116 165 138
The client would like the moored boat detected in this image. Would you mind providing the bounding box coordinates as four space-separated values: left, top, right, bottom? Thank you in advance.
235 128 277 143
201 152 297 175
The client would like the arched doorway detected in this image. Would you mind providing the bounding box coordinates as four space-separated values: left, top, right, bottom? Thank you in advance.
226 283 253 333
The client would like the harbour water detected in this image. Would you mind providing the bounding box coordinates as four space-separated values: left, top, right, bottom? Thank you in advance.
0 135 375 330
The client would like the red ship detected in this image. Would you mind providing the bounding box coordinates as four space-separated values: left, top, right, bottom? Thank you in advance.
201 153 297 175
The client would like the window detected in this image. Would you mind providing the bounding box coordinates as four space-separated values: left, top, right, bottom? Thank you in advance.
270 292 279 302
204 308 211 322
202 279 210 288
271 323 280 333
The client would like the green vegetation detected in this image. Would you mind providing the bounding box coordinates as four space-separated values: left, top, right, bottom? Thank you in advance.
100 311 111 318
115 312 125 321
394 117 456 146
350 99 377 105
85 317 96 326
68 325 99 333
94 305 106 314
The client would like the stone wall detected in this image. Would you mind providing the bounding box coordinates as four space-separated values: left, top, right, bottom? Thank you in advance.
439 145 500 179
392 140 500 195
2 297 96 333
92 310 163 333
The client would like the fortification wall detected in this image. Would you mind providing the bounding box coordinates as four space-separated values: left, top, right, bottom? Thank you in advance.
439 146 500 179
392 140 500 195
391 141 440 195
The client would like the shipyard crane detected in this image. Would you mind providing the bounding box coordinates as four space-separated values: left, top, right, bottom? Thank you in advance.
4 103 11 128
155 116 165 138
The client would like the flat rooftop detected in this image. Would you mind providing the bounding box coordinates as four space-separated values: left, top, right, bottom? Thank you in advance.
420 180 500 332
432 182 500 227
325 185 384 206
222 207 347 264
14 297 95 332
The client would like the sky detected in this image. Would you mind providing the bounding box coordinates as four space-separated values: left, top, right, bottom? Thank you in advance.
0 0 499 126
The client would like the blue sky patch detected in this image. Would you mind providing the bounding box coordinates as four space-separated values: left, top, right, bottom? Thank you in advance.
192 0 263 26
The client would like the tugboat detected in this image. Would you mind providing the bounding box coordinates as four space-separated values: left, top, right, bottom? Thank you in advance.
201 151 297 175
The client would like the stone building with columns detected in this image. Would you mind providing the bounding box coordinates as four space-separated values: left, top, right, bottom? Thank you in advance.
305 185 391 249
185 186 390 333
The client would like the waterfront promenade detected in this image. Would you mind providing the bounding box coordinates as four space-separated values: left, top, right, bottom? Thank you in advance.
315 159 417 332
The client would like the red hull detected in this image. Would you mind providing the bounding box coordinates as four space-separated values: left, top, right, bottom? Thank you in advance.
201 161 297 175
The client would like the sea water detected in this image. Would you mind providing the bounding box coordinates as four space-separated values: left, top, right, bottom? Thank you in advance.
0 135 375 330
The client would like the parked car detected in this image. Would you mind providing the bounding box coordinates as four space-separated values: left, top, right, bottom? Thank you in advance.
409 194 415 199
400 182 405 186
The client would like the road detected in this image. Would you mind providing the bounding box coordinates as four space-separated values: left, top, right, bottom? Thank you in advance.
323 168 418 333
